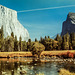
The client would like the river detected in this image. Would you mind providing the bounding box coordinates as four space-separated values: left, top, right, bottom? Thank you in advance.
0 57 75 75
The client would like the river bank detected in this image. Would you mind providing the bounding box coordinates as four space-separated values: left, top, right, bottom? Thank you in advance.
0 50 75 64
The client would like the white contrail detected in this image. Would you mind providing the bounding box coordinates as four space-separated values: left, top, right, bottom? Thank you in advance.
17 5 75 13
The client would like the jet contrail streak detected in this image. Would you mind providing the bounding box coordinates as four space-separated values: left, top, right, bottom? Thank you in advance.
17 5 75 13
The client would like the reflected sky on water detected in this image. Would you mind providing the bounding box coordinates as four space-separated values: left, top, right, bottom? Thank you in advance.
0 58 75 75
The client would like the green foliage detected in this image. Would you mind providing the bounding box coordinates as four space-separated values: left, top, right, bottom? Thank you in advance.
31 42 45 58
55 34 62 50
40 36 58 50
65 32 69 42
1 26 75 53
62 34 70 50
52 40 58 50
27 41 33 51
72 41 75 49
4 36 14 52
22 41 27 51
70 32 75 49
70 32 75 42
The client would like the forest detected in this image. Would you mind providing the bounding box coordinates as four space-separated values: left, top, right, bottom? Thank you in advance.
0 26 75 52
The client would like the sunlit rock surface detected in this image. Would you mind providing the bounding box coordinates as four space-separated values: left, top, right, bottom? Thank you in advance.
0 5 29 41
61 12 75 36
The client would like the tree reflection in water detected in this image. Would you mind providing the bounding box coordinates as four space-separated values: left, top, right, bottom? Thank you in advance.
0 58 75 75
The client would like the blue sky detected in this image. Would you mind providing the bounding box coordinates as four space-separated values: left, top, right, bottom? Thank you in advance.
0 0 75 41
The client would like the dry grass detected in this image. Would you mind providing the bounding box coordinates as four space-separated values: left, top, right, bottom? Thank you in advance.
41 50 75 55
0 52 32 57
59 69 75 75
41 50 75 57
0 50 75 58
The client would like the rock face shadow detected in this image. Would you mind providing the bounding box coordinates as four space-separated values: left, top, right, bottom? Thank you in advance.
61 12 75 36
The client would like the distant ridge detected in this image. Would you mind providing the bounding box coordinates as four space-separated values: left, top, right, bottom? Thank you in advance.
51 32 61 39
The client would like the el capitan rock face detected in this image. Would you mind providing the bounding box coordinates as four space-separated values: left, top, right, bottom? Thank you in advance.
0 5 29 41
61 12 75 36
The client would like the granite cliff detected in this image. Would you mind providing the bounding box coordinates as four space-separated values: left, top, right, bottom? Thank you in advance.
0 5 29 41
61 12 75 36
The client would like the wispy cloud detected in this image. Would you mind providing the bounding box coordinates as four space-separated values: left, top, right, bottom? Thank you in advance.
17 5 75 13
24 24 32 27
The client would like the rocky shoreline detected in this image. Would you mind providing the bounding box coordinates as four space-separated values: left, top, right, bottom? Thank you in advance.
0 56 75 63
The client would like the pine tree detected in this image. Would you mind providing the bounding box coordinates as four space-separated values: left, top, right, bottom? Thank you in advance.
65 32 69 42
22 41 27 51
27 39 32 51
14 36 18 51
43 37 53 50
4 37 9 52
35 38 38 42
6 37 14 52
11 32 14 38
28 39 31 43
62 35 66 50
39 37 43 43
48 36 50 39
0 27 2 51
19 36 22 51
45 36 47 40
55 34 60 41
62 33 69 50
52 40 58 50
70 32 75 49
55 34 62 50
0 26 4 52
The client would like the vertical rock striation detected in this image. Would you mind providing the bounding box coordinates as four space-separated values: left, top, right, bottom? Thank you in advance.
0 5 29 41
61 12 75 36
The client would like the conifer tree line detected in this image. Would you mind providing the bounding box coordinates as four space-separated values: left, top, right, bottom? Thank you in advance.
40 33 75 50
0 26 75 52
0 26 27 52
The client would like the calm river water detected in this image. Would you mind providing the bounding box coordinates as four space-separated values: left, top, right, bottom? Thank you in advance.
0 58 75 75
